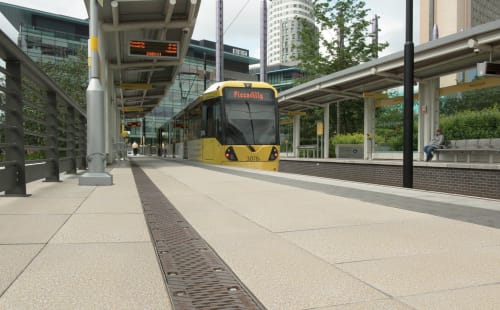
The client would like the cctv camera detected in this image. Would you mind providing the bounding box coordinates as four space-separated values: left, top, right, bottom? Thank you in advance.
182 28 190 35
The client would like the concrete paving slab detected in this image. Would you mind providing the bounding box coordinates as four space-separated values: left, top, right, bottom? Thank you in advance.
50 214 151 243
204 228 386 310
234 162 496 201
155 166 292 195
143 179 387 309
26 180 95 199
143 160 500 308
215 191 429 232
77 194 143 214
0 214 69 243
279 217 500 263
264 167 500 212
0 197 81 214
401 283 500 309
0 243 171 310
322 298 413 309
0 244 43 294
147 164 428 232
338 246 500 297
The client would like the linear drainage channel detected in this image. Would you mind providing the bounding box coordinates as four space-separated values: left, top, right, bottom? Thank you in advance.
131 162 266 310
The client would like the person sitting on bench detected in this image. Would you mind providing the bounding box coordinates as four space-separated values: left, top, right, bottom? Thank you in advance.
423 128 444 162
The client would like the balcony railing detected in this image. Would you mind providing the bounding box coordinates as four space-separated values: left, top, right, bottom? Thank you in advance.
0 30 87 196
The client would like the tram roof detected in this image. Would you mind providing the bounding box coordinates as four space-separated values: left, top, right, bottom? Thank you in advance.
278 19 500 112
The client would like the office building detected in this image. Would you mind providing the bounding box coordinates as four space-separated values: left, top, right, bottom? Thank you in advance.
420 0 500 84
267 0 314 66
0 2 88 63
420 0 500 43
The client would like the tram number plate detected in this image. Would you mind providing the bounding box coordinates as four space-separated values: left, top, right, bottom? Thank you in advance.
247 155 260 161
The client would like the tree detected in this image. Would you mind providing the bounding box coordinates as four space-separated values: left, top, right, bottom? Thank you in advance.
293 0 388 79
292 0 389 140
440 85 500 116
37 47 88 109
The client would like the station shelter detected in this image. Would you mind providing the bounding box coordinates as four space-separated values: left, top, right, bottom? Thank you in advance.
277 20 500 161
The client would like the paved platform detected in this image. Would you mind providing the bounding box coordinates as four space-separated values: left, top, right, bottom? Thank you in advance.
1 157 500 309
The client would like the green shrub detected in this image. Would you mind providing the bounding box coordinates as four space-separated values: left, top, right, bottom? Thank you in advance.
440 106 500 140
330 133 364 156
331 132 364 144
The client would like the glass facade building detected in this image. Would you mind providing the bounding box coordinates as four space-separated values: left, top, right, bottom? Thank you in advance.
0 3 88 64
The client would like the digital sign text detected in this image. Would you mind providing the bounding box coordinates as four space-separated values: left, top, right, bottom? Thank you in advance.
129 40 179 59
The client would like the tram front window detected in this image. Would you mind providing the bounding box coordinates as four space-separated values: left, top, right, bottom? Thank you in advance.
225 102 277 145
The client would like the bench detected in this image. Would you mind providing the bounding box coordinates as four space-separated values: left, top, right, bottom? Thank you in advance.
434 139 500 163
297 144 318 158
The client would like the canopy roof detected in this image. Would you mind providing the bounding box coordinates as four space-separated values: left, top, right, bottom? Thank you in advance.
84 0 200 118
278 19 500 112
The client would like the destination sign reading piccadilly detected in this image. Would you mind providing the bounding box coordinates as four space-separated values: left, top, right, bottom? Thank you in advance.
224 88 274 102
129 40 179 59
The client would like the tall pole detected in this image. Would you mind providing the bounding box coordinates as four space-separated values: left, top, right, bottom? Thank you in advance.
403 0 414 188
429 0 435 41
203 52 207 90
80 0 112 185
216 0 224 82
371 14 379 59
260 0 267 82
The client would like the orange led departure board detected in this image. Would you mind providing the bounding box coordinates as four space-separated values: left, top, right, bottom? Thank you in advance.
129 40 179 59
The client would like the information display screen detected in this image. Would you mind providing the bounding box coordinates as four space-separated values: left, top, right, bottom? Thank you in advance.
129 40 179 59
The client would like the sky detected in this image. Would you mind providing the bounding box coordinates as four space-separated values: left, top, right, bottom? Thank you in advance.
1 0 420 58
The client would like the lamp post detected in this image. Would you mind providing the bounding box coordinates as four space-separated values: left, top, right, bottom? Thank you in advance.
79 0 112 186
260 0 268 82
369 14 379 59
216 0 223 82
403 0 414 188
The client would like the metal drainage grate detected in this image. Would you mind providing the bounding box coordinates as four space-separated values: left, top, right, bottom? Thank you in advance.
131 162 266 310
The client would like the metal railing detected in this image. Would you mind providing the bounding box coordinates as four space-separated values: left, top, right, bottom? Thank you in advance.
0 30 87 196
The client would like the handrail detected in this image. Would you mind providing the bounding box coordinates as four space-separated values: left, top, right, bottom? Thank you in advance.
0 29 87 196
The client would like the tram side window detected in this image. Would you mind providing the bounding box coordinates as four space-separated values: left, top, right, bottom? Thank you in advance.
206 105 214 137
202 99 222 140
189 109 201 139
214 103 222 141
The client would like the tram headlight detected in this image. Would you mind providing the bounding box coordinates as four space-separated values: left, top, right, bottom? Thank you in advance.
268 147 279 160
225 146 238 161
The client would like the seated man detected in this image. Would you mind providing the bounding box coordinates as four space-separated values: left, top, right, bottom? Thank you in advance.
423 128 444 161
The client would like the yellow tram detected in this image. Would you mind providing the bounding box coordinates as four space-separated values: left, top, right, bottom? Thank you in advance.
172 81 280 171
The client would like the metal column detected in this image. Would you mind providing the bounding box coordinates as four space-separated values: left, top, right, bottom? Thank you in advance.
260 0 267 82
4 59 28 196
215 0 224 82
323 104 330 158
79 0 113 185
45 90 59 182
292 115 301 157
364 98 376 160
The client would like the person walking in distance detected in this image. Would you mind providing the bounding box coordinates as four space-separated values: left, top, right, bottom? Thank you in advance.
132 141 139 156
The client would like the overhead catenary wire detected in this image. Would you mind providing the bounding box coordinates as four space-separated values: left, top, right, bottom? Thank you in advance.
224 0 251 35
